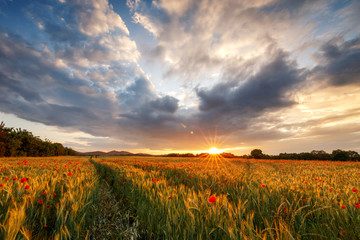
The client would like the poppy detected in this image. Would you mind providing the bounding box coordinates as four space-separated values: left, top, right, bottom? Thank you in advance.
208 196 216 203
25 185 30 190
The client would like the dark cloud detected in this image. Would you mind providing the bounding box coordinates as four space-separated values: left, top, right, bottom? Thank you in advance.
313 37 360 86
150 96 179 113
0 72 43 102
0 30 114 131
117 78 179 124
196 48 304 117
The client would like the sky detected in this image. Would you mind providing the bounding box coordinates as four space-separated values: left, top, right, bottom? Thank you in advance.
0 0 360 155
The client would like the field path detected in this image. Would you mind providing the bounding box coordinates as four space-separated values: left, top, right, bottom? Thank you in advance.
87 159 142 240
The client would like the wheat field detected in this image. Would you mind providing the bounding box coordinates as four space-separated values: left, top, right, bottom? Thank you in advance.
1 156 360 239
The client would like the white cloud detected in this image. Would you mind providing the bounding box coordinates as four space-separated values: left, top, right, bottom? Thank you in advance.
77 0 129 36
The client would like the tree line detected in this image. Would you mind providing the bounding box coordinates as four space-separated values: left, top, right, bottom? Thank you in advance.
0 122 78 157
248 149 360 161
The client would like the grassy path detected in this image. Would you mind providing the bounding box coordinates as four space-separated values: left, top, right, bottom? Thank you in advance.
88 158 144 240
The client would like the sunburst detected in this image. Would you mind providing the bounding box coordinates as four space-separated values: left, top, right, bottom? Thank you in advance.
207 147 223 155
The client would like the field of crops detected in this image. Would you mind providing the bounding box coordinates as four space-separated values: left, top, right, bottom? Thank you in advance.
0 156 99 239
1 155 360 239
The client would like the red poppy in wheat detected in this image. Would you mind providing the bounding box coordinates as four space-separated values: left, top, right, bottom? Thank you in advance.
208 196 216 203
261 184 266 187
67 172 72 176
341 205 346 209
169 196 173 199
13 178 17 181
44 225 48 228
25 185 30 190
38 200 44 204
0 184 3 187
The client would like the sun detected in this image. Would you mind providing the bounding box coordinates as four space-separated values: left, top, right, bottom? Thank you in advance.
208 147 223 155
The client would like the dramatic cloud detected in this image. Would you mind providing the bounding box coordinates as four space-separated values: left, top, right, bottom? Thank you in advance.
312 37 360 86
197 48 304 113
0 0 359 154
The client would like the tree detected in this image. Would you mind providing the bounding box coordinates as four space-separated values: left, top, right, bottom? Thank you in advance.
0 122 9 157
310 150 331 160
251 149 263 159
332 149 349 161
347 151 360 161
0 122 78 157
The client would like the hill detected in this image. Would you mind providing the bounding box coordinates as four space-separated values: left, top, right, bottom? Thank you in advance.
78 150 152 156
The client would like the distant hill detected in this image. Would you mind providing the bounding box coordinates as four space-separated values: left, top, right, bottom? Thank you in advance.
78 150 152 156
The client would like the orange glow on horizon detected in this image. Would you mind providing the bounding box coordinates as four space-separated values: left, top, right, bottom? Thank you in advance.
207 147 223 155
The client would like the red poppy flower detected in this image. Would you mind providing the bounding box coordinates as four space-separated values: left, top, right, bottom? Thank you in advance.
341 205 346 209
208 196 216 203
53 192 56 196
352 188 358 193
67 172 72 176
25 185 30 190
0 184 3 187
12 178 17 181
169 196 173 199
302 199 306 202
261 184 266 187
38 200 44 204
5 178 9 181
44 225 48 228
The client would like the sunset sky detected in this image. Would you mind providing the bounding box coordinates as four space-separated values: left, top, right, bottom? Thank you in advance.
1 0 359 155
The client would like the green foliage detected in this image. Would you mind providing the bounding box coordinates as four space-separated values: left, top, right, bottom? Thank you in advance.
250 149 263 159
250 149 359 162
0 121 77 157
